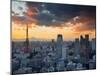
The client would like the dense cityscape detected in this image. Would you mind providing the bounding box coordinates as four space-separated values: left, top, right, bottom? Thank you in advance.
12 1 96 74
12 34 96 74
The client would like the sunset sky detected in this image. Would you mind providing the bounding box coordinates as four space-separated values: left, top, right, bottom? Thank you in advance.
12 1 96 41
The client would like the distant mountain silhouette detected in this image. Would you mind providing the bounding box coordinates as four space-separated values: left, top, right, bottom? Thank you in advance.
12 37 51 42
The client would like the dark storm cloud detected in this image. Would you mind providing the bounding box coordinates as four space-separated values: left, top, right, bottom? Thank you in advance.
18 6 23 10
72 16 96 31
71 7 96 31
12 15 37 25
12 1 96 30
26 2 96 28
12 10 20 16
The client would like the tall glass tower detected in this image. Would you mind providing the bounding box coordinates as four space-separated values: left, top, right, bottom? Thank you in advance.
56 34 63 59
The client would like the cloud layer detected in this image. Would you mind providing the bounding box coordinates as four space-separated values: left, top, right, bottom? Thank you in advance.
12 1 96 31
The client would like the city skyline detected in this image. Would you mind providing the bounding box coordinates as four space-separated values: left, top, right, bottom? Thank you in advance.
12 1 96 41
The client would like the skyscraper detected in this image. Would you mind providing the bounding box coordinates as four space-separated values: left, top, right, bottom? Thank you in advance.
80 34 91 66
56 34 63 59
51 39 55 51
85 34 90 48
74 38 80 55
91 38 96 51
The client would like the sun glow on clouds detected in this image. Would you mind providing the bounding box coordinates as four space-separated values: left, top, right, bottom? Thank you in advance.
12 1 96 41
12 22 95 41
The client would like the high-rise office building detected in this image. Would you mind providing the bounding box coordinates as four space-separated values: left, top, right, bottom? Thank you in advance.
91 38 96 51
74 38 80 55
56 34 63 59
51 39 55 51
85 34 90 48
80 34 91 65
80 35 84 46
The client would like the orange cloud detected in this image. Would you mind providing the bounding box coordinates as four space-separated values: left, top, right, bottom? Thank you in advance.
12 15 38 30
24 7 39 17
